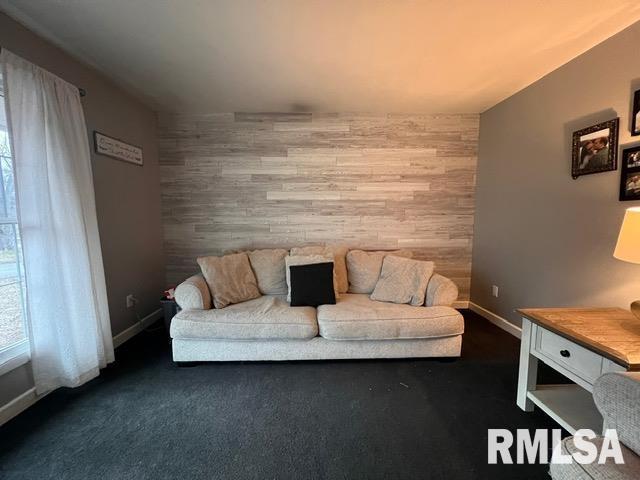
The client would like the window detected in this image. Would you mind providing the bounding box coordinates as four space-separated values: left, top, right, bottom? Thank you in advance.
0 76 29 373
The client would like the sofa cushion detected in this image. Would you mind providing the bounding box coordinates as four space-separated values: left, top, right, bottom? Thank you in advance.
346 249 413 294
291 245 349 293
594 372 640 457
371 256 434 306
247 248 288 295
170 295 318 340
316 293 463 340
285 254 339 302
197 252 261 309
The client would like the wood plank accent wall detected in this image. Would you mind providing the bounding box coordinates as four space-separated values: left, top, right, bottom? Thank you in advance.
158 112 479 300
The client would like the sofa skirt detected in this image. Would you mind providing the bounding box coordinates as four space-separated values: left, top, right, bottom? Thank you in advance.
172 334 462 362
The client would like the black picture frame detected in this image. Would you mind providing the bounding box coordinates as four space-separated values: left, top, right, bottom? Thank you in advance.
632 90 640 137
619 145 640 201
571 118 619 179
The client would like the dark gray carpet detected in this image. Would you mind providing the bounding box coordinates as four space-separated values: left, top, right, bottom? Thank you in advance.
0 311 563 479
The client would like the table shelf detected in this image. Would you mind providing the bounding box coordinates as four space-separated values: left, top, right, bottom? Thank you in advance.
527 384 602 434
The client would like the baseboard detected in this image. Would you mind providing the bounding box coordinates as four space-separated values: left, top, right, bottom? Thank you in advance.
0 308 163 428
453 300 469 309
469 302 522 339
0 387 38 427
112 308 163 348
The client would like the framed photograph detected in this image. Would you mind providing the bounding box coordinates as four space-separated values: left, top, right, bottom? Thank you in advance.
571 118 619 179
632 90 640 137
94 131 143 166
619 145 640 201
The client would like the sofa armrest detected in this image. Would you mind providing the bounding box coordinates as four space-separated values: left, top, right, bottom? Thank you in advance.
174 274 212 310
425 274 458 307
594 372 640 455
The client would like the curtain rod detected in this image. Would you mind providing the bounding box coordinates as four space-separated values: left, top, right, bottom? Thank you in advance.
0 47 86 97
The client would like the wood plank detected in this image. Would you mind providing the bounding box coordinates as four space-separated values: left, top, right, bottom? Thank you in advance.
159 112 479 297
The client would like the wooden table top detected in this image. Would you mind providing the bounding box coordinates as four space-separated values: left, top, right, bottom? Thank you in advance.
518 307 640 370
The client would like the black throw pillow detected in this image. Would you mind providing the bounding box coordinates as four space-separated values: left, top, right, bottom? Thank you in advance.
289 262 336 307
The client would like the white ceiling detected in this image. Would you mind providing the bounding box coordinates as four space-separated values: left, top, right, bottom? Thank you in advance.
2 0 640 114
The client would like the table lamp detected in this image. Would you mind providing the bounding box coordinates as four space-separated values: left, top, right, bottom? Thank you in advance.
614 206 640 319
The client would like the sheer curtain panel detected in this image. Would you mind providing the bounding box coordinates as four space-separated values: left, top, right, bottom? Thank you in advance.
1 50 114 394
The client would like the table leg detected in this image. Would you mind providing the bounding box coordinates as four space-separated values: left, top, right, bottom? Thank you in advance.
517 318 538 411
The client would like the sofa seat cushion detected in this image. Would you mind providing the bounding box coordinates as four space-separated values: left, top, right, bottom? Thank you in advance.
316 294 464 340
170 295 318 340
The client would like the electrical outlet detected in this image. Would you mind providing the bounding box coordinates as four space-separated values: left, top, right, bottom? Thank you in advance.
126 294 137 309
492 285 499 298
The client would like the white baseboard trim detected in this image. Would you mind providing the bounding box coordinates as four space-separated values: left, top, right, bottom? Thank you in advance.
112 308 163 348
0 387 38 427
453 300 469 309
0 308 163 428
469 302 522 339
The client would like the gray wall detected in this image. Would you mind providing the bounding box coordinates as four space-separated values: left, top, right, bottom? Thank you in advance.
471 21 640 328
0 13 164 406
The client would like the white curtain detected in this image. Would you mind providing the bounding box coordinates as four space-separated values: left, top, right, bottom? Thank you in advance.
1 50 114 395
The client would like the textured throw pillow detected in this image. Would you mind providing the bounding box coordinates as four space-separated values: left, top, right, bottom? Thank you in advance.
289 262 336 307
197 252 261 309
346 249 413 294
370 256 434 306
290 245 349 293
247 248 288 295
285 254 339 302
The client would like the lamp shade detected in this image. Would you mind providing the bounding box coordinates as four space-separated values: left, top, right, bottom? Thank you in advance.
614 207 640 264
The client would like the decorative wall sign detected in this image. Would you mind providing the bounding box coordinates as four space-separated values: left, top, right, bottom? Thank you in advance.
571 118 618 179
94 131 143 166
619 145 640 201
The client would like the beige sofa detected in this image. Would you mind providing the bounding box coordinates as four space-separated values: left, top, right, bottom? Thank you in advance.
170 251 464 362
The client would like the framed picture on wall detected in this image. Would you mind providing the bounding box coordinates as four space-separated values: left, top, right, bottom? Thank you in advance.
619 145 640 201
632 90 640 137
571 118 619 179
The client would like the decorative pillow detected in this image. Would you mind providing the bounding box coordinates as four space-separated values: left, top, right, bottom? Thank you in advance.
247 248 288 295
197 252 261 309
290 245 349 293
370 256 435 306
285 254 339 302
289 262 336 307
346 249 413 294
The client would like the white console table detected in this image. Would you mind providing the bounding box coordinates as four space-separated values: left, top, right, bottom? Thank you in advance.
517 308 640 434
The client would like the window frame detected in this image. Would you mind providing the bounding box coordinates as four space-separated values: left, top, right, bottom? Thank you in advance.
0 338 29 376
0 78 30 375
